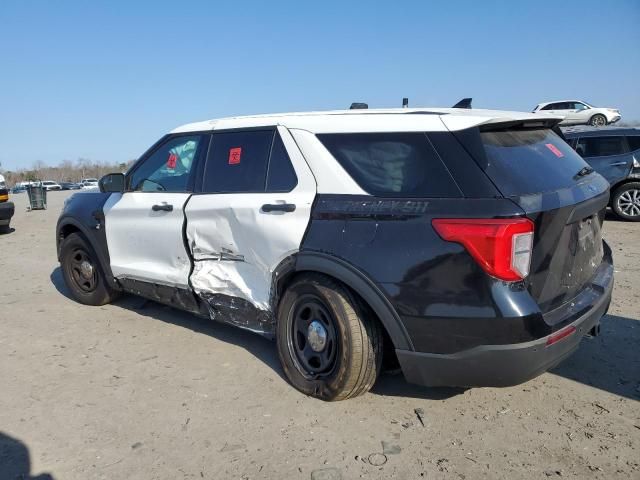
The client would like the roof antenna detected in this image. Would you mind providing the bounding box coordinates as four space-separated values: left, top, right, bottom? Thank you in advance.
349 102 368 109
402 97 409 108
452 98 473 109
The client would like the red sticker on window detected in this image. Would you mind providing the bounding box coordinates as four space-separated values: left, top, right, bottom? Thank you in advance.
545 143 564 158
167 153 177 169
228 147 242 165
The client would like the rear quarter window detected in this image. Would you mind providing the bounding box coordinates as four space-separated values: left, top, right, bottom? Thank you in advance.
317 132 461 198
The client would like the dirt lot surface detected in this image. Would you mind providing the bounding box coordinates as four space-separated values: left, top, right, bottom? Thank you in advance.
1 190 638 480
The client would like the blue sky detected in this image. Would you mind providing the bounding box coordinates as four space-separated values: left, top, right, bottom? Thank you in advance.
0 0 638 170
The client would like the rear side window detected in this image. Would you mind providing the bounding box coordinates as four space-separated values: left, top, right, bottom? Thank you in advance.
318 132 461 197
576 136 626 157
266 132 298 192
626 136 640 152
203 130 273 193
473 128 590 196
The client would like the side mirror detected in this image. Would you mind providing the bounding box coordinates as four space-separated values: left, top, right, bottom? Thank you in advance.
99 173 125 193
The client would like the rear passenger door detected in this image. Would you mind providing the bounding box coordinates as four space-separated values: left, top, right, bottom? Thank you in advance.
575 135 631 184
184 126 316 322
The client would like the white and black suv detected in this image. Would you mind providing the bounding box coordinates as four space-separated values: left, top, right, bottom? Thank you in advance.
57 108 614 400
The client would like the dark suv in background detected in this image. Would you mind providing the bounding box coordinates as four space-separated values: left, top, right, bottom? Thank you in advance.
564 127 640 221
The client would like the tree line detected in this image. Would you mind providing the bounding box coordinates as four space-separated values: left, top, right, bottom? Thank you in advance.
0 158 135 186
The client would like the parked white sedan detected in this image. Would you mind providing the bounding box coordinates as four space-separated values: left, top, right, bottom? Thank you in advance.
533 100 621 127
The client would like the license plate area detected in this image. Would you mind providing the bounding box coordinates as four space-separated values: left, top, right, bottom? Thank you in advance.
560 215 603 288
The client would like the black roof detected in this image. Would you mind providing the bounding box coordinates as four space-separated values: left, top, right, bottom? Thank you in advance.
562 126 640 138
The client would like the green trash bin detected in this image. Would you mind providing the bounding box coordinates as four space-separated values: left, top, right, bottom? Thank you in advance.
27 183 47 210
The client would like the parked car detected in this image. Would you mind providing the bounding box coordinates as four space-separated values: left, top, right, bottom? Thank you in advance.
80 178 99 189
533 100 621 127
41 181 62 191
563 126 640 221
0 174 15 233
60 182 83 190
10 185 26 194
56 107 613 400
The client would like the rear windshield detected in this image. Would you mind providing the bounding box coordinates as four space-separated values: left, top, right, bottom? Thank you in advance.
476 128 590 196
318 132 461 197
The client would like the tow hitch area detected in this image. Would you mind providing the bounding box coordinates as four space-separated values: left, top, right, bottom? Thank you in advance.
588 323 601 337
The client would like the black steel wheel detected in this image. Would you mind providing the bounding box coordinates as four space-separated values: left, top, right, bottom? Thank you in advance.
288 295 339 377
277 273 383 401
60 232 118 305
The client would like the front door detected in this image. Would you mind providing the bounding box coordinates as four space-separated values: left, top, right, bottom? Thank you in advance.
184 126 316 323
104 134 206 287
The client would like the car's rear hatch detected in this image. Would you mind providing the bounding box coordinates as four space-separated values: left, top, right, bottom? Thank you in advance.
450 123 610 314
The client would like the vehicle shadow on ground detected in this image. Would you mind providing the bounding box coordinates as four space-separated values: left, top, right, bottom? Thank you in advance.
550 314 640 401
50 269 637 401
0 431 54 479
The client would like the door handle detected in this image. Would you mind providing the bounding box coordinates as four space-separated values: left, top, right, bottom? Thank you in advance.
152 203 173 212
261 203 296 213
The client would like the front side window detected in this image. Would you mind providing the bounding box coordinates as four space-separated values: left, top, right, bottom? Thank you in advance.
129 135 201 192
576 136 626 158
318 132 461 197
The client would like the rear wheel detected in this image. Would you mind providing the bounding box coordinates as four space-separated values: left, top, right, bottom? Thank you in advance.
60 232 119 305
590 114 607 127
276 273 383 401
612 182 640 221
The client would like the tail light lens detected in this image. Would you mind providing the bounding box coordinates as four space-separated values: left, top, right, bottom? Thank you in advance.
432 218 535 281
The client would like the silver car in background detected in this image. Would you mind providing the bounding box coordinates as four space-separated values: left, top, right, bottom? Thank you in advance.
534 100 621 127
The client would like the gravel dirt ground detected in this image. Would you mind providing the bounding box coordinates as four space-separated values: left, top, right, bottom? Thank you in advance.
1 190 638 480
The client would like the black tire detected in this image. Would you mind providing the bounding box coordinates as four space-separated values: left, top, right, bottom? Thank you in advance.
590 114 607 127
611 182 640 221
276 273 383 401
0 223 10 234
60 232 119 305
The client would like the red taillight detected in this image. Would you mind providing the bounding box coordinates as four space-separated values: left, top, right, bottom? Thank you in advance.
546 325 576 346
432 218 534 282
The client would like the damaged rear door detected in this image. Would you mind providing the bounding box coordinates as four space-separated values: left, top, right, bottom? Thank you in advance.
185 126 316 333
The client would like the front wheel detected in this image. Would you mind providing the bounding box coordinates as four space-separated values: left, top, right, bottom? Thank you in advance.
612 182 640 221
276 273 383 401
590 114 607 127
60 232 119 305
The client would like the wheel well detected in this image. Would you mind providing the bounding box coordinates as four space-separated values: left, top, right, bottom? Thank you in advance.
58 223 82 246
276 269 401 368
609 179 639 202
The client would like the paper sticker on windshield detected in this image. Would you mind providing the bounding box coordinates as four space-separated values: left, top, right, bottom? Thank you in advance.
545 143 564 158
167 153 178 169
229 147 242 165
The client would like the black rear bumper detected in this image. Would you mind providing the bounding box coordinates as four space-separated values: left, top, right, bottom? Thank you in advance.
396 261 613 388
0 201 14 224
